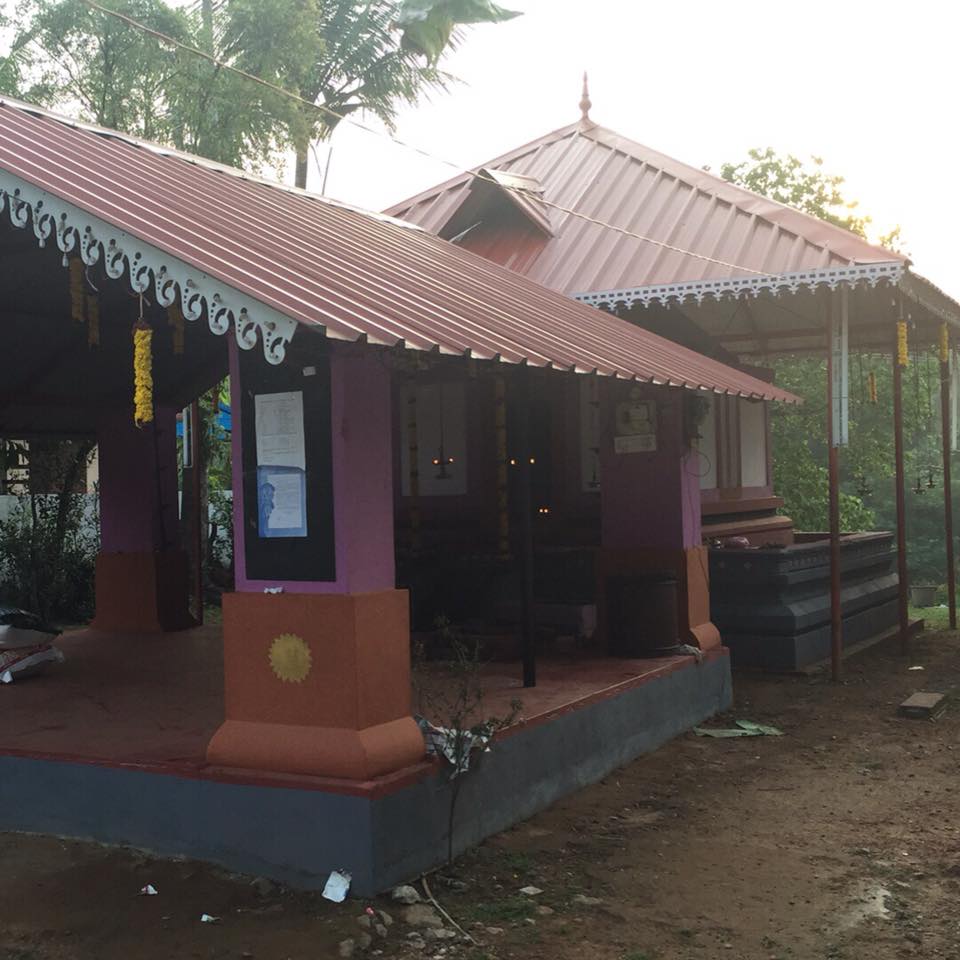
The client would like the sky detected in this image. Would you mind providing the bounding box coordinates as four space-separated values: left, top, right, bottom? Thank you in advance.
304 0 960 300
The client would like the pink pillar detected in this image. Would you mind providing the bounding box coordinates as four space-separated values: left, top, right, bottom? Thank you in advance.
599 387 701 551
231 345 395 594
93 406 191 632
597 383 719 651
208 340 423 781
99 406 178 553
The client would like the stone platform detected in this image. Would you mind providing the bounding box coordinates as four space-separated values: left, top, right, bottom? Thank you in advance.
1 628 731 894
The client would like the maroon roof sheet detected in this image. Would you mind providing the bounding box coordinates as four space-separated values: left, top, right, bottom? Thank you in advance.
0 98 797 402
386 117 909 297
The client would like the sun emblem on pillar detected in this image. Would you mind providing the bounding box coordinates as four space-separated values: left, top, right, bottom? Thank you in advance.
268 633 312 683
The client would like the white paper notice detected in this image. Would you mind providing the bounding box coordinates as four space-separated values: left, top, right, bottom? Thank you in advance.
264 471 305 532
255 391 306 470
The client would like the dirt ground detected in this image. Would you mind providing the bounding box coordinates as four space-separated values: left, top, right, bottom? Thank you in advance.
3 623 960 960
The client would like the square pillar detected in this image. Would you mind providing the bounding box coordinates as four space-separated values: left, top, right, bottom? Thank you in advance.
93 405 190 632
207 341 424 780
597 383 720 651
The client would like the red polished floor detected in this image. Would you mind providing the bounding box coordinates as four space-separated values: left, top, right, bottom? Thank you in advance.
1 627 696 766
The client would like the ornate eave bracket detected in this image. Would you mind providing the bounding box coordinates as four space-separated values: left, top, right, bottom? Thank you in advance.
0 171 298 364
574 261 906 312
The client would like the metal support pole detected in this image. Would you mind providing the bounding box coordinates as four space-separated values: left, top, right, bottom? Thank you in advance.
826 293 842 680
190 398 203 625
941 351 957 629
516 368 536 688
893 327 910 653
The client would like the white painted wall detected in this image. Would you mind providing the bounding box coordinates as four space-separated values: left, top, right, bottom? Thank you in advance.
739 399 768 488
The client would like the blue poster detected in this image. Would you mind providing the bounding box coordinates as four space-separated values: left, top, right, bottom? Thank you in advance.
257 465 307 538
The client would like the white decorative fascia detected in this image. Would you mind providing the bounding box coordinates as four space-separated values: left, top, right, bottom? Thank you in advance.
0 170 298 364
574 261 905 311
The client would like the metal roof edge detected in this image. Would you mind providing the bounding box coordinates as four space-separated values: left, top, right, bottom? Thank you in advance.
0 96 423 234
0 168 299 363
573 262 906 309
899 271 960 328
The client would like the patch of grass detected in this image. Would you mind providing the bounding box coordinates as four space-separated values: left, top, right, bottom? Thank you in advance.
465 895 536 924
503 851 533 874
909 604 951 631
622 951 656 960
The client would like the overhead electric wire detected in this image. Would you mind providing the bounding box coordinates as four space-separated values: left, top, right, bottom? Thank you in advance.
77 0 766 277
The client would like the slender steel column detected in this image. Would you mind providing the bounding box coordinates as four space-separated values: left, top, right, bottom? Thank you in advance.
826 293 842 680
893 315 910 653
940 338 957 629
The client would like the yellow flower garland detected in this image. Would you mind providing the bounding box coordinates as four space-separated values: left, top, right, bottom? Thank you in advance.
68 258 85 324
868 370 878 404
896 320 909 367
167 303 185 355
133 325 154 426
940 322 949 364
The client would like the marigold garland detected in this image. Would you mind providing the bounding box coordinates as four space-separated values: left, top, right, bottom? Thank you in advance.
896 320 909 367
940 322 950 364
167 303 185 355
133 324 154 426
867 370 878 404
68 258 85 324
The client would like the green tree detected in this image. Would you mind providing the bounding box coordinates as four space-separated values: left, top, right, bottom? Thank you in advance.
767 354 941 537
223 0 519 188
1 0 292 169
721 147 871 237
4 0 519 185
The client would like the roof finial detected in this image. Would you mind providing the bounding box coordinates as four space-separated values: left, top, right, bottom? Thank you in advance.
579 71 592 124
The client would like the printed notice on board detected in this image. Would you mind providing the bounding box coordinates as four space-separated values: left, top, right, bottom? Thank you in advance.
255 391 306 470
258 468 307 538
255 391 308 538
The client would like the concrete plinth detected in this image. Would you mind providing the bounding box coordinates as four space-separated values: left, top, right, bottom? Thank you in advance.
2 648 731 895
207 589 424 779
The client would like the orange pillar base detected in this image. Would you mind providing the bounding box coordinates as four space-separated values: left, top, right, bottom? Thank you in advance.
206 589 425 780
684 545 721 651
92 550 192 633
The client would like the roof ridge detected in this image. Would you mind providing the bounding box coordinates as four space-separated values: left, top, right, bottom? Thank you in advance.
551 122 909 267
388 114 908 270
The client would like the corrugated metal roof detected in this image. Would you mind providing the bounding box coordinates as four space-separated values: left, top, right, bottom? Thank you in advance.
0 97 797 403
386 117 910 297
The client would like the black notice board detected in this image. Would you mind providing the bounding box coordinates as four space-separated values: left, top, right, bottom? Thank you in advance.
240 346 336 582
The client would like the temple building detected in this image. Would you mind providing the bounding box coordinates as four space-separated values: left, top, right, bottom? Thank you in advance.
0 95 806 891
